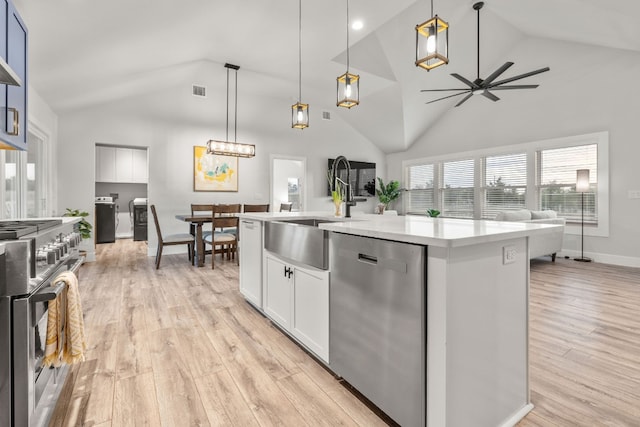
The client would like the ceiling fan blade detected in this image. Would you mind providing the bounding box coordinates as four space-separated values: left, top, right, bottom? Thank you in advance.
481 62 514 86
482 90 500 102
490 84 539 90
454 92 474 107
420 88 469 92
451 73 479 89
425 91 471 105
489 67 550 87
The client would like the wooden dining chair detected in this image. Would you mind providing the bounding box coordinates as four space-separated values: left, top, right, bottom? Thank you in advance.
190 204 215 236
243 204 270 213
216 203 241 236
203 205 239 269
280 202 293 212
150 205 194 269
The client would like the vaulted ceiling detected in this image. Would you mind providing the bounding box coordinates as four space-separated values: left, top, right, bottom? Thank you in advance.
13 0 640 153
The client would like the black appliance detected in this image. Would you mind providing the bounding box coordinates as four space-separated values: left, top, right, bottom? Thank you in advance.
0 219 83 427
327 158 376 197
95 201 116 243
132 198 147 241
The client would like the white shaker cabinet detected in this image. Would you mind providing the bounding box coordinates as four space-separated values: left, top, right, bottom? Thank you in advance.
95 145 116 182
95 145 147 183
239 219 263 308
264 251 329 362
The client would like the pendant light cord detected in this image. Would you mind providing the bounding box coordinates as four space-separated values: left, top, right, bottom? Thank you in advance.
234 68 238 142
225 66 229 142
430 0 433 17
298 0 302 103
346 0 350 72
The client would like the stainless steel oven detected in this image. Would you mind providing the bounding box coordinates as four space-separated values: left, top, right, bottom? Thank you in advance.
0 219 83 427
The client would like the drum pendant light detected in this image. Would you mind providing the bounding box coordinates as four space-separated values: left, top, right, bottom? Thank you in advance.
415 0 449 71
206 63 255 158
292 0 309 129
337 0 359 108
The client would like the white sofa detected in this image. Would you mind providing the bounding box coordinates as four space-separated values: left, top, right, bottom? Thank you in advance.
494 210 566 261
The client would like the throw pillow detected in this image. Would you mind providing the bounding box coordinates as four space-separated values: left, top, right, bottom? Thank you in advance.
530 210 557 219
495 210 532 221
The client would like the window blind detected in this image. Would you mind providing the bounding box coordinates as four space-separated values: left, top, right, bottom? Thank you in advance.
407 164 435 214
538 144 597 223
482 153 527 219
442 159 474 218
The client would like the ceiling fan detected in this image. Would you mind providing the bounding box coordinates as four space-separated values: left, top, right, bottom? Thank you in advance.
421 1 550 107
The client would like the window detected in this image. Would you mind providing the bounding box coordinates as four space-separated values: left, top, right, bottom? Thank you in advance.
0 130 50 219
538 144 597 223
406 163 435 214
401 131 608 236
482 153 527 219
442 159 474 218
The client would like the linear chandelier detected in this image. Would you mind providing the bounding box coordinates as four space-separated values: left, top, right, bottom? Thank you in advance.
415 0 449 71
336 0 359 108
292 0 309 129
206 63 255 158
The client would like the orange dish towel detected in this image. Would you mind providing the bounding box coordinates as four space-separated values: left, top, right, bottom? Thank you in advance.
43 270 87 367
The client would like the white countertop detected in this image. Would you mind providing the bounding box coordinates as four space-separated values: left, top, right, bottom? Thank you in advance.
239 212 563 248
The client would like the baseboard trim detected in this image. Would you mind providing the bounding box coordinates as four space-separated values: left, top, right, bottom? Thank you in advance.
558 250 640 268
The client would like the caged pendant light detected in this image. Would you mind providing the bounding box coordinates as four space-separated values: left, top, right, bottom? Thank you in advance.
292 0 309 129
206 63 255 158
415 0 449 71
336 0 359 108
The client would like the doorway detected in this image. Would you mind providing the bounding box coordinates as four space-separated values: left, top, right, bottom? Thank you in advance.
271 156 306 212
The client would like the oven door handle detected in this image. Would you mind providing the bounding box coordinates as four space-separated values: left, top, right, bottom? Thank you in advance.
31 281 66 303
67 256 84 274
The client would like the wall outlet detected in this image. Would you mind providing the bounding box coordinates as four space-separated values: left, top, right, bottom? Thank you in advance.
503 245 517 265
628 190 640 199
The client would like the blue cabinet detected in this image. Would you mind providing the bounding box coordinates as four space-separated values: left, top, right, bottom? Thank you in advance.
0 0 27 150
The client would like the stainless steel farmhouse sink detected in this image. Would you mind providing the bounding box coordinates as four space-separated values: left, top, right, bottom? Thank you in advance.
264 218 342 269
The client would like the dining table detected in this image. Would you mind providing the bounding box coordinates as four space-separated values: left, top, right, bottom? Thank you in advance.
175 214 213 267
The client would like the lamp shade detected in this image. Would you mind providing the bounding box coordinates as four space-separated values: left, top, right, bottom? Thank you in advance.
415 15 449 71
337 72 359 108
576 169 590 192
206 140 255 158
291 102 309 129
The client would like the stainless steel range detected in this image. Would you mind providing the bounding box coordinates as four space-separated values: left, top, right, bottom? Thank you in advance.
0 219 83 427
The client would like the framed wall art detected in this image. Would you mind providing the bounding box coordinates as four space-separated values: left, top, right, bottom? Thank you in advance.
193 146 238 192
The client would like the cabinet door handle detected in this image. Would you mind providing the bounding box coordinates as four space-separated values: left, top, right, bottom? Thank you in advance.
7 107 19 136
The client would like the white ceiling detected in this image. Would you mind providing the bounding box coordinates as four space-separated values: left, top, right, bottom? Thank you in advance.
13 0 640 153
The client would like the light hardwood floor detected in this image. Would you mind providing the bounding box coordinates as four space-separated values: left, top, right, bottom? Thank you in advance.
49 240 640 426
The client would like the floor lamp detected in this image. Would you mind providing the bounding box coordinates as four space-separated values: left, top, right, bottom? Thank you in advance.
575 169 591 262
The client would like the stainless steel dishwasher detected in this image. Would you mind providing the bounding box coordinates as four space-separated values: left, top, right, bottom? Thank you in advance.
329 233 426 427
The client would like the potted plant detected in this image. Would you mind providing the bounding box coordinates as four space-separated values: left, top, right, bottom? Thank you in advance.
376 178 401 213
426 209 441 218
63 208 92 239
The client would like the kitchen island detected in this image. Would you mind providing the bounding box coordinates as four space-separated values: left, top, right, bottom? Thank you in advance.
238 212 563 427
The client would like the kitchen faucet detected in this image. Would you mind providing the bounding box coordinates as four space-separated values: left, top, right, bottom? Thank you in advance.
330 156 357 218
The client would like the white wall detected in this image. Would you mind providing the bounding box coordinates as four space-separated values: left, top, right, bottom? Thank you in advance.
272 158 304 210
55 73 386 259
387 37 640 267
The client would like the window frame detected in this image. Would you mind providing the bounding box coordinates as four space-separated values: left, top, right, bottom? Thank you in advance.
401 131 609 238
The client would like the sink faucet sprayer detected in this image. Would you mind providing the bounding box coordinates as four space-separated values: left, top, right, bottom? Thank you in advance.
330 156 357 218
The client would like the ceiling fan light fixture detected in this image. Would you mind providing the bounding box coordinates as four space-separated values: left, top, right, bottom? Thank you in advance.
415 5 449 71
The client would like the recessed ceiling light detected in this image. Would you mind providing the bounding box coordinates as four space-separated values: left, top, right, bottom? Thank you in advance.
352 20 363 30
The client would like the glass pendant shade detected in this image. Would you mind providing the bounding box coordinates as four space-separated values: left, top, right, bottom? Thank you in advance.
415 15 449 71
291 102 309 129
206 139 255 158
337 72 359 108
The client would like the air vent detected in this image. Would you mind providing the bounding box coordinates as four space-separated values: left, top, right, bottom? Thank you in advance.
192 84 207 97
322 111 331 120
